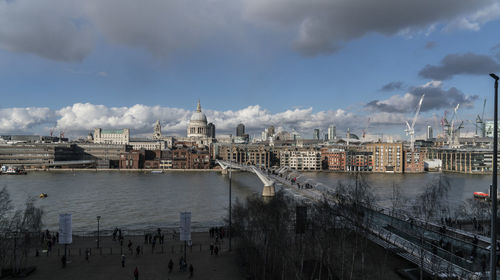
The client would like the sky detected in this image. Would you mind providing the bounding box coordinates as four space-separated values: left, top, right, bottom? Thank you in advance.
1 0 500 140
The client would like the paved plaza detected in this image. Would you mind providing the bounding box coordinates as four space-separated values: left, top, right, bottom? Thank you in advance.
6 232 244 280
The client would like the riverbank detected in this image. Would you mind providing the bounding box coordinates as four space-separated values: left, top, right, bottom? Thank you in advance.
25 168 226 172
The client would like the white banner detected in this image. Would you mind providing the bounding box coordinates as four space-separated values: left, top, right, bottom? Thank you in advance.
179 212 191 241
59 214 72 244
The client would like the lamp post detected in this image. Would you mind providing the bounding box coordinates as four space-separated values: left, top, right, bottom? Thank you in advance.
491 72 499 280
96 215 101 249
229 143 232 252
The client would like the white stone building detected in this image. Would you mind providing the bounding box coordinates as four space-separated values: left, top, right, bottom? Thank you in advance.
93 128 130 145
187 101 209 138
280 149 322 171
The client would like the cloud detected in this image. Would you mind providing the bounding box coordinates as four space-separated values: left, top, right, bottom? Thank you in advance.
425 41 437 49
380 81 404 92
0 0 498 61
243 0 495 56
82 0 239 57
418 52 500 80
97 72 108 77
0 107 56 132
492 44 500 60
0 0 94 62
366 80 478 113
0 103 363 138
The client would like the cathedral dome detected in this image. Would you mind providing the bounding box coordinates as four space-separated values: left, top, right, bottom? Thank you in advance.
190 111 207 122
190 100 207 123
187 100 209 138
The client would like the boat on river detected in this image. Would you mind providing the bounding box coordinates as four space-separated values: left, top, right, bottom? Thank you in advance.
1 166 27 175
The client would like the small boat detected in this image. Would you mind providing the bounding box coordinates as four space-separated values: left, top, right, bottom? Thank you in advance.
473 192 489 199
151 170 163 174
39 193 48 198
3 166 27 175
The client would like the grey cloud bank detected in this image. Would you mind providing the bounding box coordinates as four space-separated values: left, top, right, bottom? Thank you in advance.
366 81 478 113
0 0 499 61
419 52 500 80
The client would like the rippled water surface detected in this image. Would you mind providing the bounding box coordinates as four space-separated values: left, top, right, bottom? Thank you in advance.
1 171 493 231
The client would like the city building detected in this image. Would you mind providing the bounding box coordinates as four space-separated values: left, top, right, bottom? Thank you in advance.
129 139 166 150
119 150 145 169
236 123 245 137
280 148 322 171
153 120 162 140
366 143 403 173
207 123 216 138
218 144 272 168
313 129 320 140
93 128 130 145
345 149 372 172
404 150 426 173
485 121 500 138
321 148 346 171
427 148 500 174
426 126 433 140
328 125 336 140
187 100 209 138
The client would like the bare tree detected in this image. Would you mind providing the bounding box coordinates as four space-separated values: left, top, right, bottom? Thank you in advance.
411 174 450 280
0 187 44 276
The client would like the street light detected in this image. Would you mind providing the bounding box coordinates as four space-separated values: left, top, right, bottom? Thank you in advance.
96 215 101 249
229 143 232 252
490 72 499 280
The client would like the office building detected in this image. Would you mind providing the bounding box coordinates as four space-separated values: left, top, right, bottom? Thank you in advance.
313 129 320 140
236 123 245 137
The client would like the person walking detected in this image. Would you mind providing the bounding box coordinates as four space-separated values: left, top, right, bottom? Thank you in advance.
210 242 214 255
61 255 66 268
189 264 194 278
168 259 173 273
128 240 133 254
214 246 219 256
134 267 139 280
85 248 90 262
136 245 141 256
121 254 126 268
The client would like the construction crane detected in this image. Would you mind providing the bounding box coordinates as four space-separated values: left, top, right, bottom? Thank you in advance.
362 118 371 139
449 104 464 147
405 94 425 151
475 99 486 137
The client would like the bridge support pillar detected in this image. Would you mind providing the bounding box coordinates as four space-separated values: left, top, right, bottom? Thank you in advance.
262 184 275 197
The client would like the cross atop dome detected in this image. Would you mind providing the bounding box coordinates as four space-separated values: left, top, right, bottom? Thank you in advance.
196 99 201 112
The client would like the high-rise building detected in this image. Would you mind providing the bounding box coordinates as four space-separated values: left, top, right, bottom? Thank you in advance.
236 123 245 137
426 126 433 140
268 126 275 137
207 123 216 138
328 125 336 140
313 129 320 140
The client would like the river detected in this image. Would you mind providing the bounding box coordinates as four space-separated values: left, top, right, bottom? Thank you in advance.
0 171 493 232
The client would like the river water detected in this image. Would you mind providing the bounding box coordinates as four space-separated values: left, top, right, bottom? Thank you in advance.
0 171 493 232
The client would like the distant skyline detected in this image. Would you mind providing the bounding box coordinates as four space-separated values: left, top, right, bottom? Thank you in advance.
1 0 500 139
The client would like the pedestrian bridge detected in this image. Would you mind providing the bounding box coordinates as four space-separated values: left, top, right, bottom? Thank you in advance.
216 160 275 197
217 160 497 279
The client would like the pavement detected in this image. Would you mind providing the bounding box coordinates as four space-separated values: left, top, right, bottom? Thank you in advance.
6 232 244 280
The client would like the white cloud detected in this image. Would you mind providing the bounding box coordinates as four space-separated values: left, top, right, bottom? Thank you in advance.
0 103 362 138
0 107 55 132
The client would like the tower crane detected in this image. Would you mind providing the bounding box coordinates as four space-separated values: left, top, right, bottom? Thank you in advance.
449 104 464 147
475 99 486 137
362 118 371 139
405 94 425 151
